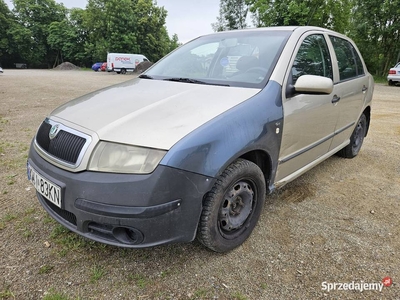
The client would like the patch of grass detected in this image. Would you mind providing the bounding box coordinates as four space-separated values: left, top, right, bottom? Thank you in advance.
190 288 212 299
128 274 149 289
160 269 172 278
0 286 15 299
6 174 17 185
136 250 152 260
43 294 69 300
51 225 83 248
23 207 36 216
22 228 33 238
21 215 36 225
50 224 102 255
39 265 54 274
1 212 17 230
43 290 71 300
3 213 16 222
43 215 56 224
57 249 68 257
0 117 9 125
260 282 267 289
231 292 247 300
2 191 7 195
373 75 387 84
90 265 106 283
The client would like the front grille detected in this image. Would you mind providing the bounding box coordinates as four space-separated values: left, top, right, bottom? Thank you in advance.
36 121 86 165
45 198 77 226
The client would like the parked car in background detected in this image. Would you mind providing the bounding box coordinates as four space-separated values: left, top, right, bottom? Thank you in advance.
100 62 107 72
0 67 3 73
91 62 103 72
107 53 149 74
28 26 373 252
387 62 400 86
14 63 27 69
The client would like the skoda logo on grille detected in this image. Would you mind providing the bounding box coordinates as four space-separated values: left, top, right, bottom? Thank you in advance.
49 124 60 140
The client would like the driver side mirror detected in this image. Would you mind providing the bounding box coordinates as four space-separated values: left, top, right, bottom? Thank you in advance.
287 75 334 98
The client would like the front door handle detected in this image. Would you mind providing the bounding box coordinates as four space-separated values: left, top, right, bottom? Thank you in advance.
362 85 368 93
332 95 341 104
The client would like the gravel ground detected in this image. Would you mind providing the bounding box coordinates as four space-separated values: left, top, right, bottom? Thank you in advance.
0 70 399 300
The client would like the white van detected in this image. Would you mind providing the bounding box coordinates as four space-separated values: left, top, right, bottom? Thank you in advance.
107 53 149 74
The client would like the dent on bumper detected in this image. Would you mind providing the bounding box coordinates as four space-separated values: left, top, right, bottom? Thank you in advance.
29 145 214 248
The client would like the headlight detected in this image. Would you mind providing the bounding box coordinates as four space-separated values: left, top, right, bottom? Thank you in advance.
88 142 167 174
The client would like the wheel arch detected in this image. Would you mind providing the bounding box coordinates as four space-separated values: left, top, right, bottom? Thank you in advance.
160 80 284 192
239 150 272 189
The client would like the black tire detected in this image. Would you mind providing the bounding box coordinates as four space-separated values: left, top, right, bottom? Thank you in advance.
388 80 394 86
121 68 127 75
337 113 367 158
197 159 266 252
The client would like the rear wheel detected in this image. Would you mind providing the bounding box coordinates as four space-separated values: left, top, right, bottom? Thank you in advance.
388 80 394 86
337 113 367 158
121 68 127 75
197 159 266 252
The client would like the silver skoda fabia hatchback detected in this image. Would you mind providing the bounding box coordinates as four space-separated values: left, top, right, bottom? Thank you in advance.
28 26 374 252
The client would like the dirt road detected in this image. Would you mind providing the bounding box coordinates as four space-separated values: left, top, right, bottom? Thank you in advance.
0 70 399 299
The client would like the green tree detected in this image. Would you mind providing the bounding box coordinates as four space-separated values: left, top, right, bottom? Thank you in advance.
0 0 12 58
247 0 352 33
134 0 170 61
213 0 248 32
350 0 400 75
68 8 90 65
168 33 181 53
12 0 67 67
47 8 89 67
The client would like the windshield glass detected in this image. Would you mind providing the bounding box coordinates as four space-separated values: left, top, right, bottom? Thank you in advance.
145 30 291 88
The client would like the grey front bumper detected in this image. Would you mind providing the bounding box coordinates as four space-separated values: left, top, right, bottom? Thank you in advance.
28 145 214 248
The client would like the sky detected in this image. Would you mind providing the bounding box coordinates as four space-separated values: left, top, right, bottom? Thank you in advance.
4 0 220 43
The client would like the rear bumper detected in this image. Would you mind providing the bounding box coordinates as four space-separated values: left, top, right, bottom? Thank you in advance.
28 144 214 248
387 75 400 82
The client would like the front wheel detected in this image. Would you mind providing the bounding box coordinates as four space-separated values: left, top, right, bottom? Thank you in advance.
337 113 367 158
197 159 266 252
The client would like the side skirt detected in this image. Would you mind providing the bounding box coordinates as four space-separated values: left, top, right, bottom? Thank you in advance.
273 140 350 189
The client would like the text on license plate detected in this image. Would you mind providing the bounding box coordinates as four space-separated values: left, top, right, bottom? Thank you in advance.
27 163 62 208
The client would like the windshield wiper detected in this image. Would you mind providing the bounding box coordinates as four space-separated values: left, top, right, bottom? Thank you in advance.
138 74 154 79
163 77 229 86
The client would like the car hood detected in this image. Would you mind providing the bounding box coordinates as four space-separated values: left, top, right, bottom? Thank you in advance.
51 78 261 150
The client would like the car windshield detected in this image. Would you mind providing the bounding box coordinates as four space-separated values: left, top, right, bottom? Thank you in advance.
144 30 291 88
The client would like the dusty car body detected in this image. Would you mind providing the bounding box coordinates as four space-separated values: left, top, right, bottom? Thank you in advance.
28 27 374 252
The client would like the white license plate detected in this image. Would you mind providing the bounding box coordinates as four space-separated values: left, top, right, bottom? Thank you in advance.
27 163 62 208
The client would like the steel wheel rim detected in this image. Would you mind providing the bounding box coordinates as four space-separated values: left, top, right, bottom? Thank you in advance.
352 119 364 152
218 180 255 237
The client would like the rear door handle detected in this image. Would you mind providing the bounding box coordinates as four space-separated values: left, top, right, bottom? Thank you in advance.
332 95 341 104
362 85 368 93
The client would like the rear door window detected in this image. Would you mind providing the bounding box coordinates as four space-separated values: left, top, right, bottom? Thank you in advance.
329 36 365 81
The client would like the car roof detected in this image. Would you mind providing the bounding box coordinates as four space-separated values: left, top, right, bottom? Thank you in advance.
204 26 336 35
